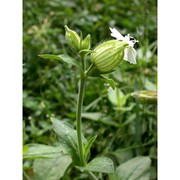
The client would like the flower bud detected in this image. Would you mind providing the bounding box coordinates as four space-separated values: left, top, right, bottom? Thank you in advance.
91 40 128 73
64 25 80 53
131 90 157 104
81 34 91 50
78 34 91 58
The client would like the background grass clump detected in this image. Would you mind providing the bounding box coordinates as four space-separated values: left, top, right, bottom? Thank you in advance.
23 0 157 179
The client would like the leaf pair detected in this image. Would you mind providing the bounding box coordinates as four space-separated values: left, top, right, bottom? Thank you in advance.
23 118 115 177
52 118 114 175
51 118 86 166
51 118 114 175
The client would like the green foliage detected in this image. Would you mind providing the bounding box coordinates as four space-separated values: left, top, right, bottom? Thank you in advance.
51 118 85 166
101 75 115 90
84 156 114 174
84 135 98 162
23 0 157 179
109 156 151 180
39 54 82 70
33 156 72 180
108 88 130 108
23 144 67 159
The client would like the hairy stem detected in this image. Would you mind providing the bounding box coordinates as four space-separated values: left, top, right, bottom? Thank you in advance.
76 75 86 166
76 54 86 166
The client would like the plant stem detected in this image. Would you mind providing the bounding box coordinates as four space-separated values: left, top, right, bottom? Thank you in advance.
23 172 31 180
76 56 86 166
87 171 98 180
135 96 141 156
62 163 73 180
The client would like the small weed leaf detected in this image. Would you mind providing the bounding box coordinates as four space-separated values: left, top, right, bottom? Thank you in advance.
51 118 87 166
38 54 82 70
101 75 116 90
108 88 130 107
115 156 151 180
23 144 67 159
85 156 114 174
84 135 97 161
33 156 72 180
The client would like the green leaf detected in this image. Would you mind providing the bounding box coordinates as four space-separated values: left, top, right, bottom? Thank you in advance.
114 104 135 112
85 157 114 174
51 118 87 165
23 144 67 159
23 144 29 155
81 112 119 127
115 156 151 180
33 156 72 180
108 88 130 107
101 75 115 90
144 78 156 91
108 173 117 180
84 135 97 161
79 49 92 57
84 96 103 111
82 112 103 121
111 148 133 166
38 54 81 69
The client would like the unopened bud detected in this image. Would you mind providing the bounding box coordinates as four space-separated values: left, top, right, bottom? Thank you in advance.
64 25 80 53
81 34 91 50
131 90 157 104
91 40 128 73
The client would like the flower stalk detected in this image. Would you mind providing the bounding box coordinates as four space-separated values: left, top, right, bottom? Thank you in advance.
76 56 86 166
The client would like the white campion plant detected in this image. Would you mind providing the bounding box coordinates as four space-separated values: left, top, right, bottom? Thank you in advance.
109 27 138 64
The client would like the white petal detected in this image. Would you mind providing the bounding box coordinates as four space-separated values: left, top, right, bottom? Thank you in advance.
123 47 137 64
124 35 130 41
128 40 134 47
123 48 128 61
109 27 125 41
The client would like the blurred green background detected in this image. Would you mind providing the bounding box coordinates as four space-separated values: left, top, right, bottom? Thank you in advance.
23 0 157 179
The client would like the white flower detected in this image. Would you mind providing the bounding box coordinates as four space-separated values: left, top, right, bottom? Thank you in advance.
109 27 138 64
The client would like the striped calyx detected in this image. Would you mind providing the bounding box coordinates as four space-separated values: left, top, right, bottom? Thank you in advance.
65 25 80 53
91 40 128 73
